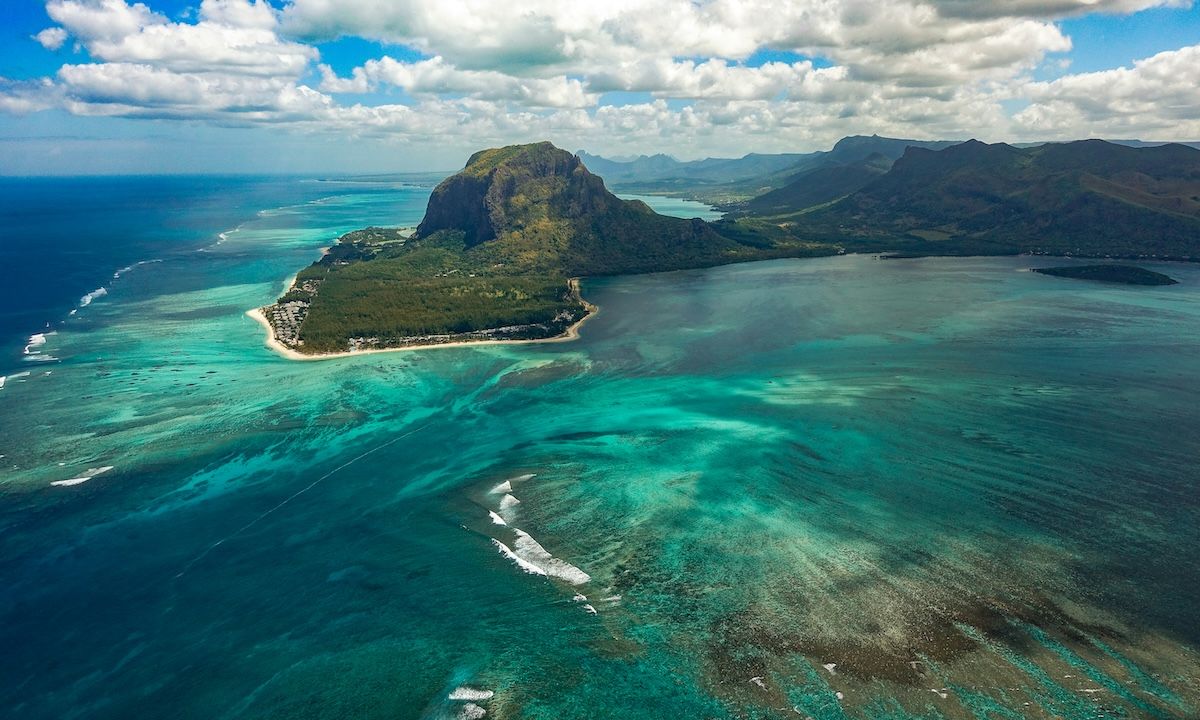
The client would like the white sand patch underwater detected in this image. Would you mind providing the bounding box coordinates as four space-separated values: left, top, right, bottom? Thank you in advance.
448 687 493 701
51 465 114 487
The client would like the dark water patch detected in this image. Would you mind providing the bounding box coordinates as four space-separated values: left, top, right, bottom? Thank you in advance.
160 304 245 321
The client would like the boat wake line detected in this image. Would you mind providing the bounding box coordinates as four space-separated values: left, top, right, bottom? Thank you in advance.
173 423 429 580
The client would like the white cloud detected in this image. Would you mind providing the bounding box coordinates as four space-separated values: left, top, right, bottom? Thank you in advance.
280 0 1171 81
0 78 61 114
45 0 165 43
3 0 1197 162
34 27 70 50
1016 44 1200 138
320 56 596 108
47 0 315 77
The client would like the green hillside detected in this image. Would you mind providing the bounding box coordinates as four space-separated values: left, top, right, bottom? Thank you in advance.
749 139 1200 258
742 153 892 215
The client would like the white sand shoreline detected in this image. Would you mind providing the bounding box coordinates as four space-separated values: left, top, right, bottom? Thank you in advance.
248 278 598 362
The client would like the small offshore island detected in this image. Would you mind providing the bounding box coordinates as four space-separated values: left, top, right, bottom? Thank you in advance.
259 138 1200 357
1031 264 1179 285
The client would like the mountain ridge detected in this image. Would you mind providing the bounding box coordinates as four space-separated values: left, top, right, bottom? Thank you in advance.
776 138 1200 258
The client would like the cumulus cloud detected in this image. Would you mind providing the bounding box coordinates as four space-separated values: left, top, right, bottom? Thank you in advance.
0 77 61 114
1015 44 1200 138
34 27 70 50
23 0 324 124
320 56 596 108
47 0 315 76
4 0 1198 158
280 0 1172 78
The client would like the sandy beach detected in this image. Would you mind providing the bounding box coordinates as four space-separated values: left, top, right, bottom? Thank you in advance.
248 278 598 361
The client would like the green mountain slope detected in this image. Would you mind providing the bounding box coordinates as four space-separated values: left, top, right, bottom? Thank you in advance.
743 153 892 214
590 135 961 205
786 139 1200 258
735 136 962 214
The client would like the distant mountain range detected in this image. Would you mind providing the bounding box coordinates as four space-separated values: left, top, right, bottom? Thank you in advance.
585 134 1200 260
580 135 1200 207
781 138 1200 258
573 148 811 187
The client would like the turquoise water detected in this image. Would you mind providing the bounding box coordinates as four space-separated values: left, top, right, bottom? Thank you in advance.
1 182 1198 720
617 193 725 221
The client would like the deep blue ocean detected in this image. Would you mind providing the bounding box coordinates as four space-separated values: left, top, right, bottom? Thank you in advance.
0 176 443 363
1 176 1197 720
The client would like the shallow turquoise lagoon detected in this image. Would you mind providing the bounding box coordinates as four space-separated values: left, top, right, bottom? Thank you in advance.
616 193 726 221
1 182 1197 719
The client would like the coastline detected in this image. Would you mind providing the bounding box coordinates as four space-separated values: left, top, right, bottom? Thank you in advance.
248 277 598 362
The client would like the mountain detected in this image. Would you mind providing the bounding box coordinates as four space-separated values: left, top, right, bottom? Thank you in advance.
261 142 818 354
791 139 1200 257
574 151 685 183
1103 139 1200 150
819 135 961 166
743 152 892 214
580 135 964 206
415 142 745 275
739 136 962 215
575 149 817 189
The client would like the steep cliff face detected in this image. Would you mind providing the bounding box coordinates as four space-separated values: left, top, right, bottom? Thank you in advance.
414 171 494 245
413 141 745 275
415 142 614 246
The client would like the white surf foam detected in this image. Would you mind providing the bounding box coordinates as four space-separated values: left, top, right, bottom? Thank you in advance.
79 287 108 307
512 530 591 585
23 332 52 355
492 539 547 577
488 511 507 526
499 494 521 510
51 465 113 487
582 604 597 614
490 473 535 494
0 376 5 390
448 687 494 701
50 477 91 487
112 258 161 280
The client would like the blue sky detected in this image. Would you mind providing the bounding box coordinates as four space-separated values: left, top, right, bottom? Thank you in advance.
1 0 1198 174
